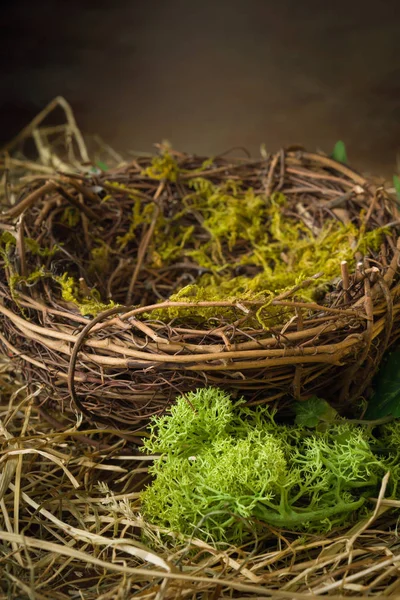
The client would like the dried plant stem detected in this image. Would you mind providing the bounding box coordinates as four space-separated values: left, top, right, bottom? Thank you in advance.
1 96 89 164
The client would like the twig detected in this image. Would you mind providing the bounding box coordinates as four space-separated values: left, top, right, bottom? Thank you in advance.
340 260 350 303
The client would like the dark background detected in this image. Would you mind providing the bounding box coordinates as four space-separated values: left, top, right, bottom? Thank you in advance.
1 0 400 175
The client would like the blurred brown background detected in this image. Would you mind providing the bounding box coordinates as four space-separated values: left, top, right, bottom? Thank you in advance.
1 0 400 175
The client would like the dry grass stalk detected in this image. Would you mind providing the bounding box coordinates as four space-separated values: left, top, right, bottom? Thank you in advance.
1 372 400 599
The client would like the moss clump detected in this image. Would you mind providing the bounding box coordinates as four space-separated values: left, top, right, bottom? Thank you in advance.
141 388 391 544
55 273 117 316
0 232 16 269
143 178 385 326
4 266 115 317
0 232 58 261
103 181 139 201
117 199 156 251
60 206 81 228
0 233 61 309
88 241 113 277
142 150 180 182
8 267 48 307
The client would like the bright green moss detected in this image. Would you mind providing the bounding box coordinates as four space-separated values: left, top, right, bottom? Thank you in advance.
141 388 392 544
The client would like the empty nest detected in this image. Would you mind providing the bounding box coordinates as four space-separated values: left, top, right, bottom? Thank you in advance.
0 148 399 427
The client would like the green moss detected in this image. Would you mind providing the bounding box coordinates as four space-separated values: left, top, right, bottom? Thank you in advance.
183 178 272 260
0 232 16 269
24 238 60 257
0 232 58 260
0 231 17 246
8 267 48 306
117 200 155 250
355 224 388 255
141 388 390 543
150 224 195 268
9 267 47 287
2 263 114 316
142 151 179 182
55 273 117 316
103 181 142 201
1 159 385 326
0 227 115 316
60 206 81 228
0 233 58 310
144 178 386 326
92 170 385 326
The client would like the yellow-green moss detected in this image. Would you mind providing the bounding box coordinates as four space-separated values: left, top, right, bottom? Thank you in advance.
8 267 47 307
142 151 179 182
0 233 59 310
355 224 388 254
24 238 60 257
88 240 112 276
0 232 16 268
104 181 141 201
3 263 115 317
0 232 58 259
145 178 386 326
150 225 195 268
117 199 155 250
1 164 386 326
60 206 81 228
55 273 117 316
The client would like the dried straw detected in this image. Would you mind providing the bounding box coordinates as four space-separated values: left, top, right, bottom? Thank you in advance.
1 366 400 599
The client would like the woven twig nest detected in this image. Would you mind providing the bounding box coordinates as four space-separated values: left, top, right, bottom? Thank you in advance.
1 149 399 426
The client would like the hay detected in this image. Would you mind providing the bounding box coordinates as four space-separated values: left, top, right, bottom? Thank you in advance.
1 367 400 599
0 96 124 207
1 134 400 426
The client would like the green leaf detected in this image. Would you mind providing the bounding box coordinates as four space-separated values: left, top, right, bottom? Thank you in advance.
365 351 400 419
96 161 109 171
332 140 348 164
294 396 337 427
393 175 400 203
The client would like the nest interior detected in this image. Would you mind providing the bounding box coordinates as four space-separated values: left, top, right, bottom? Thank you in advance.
1 148 400 426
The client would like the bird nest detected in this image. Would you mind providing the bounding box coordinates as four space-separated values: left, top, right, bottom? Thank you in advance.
1 148 399 427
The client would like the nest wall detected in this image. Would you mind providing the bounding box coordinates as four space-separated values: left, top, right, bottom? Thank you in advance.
0 149 399 426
